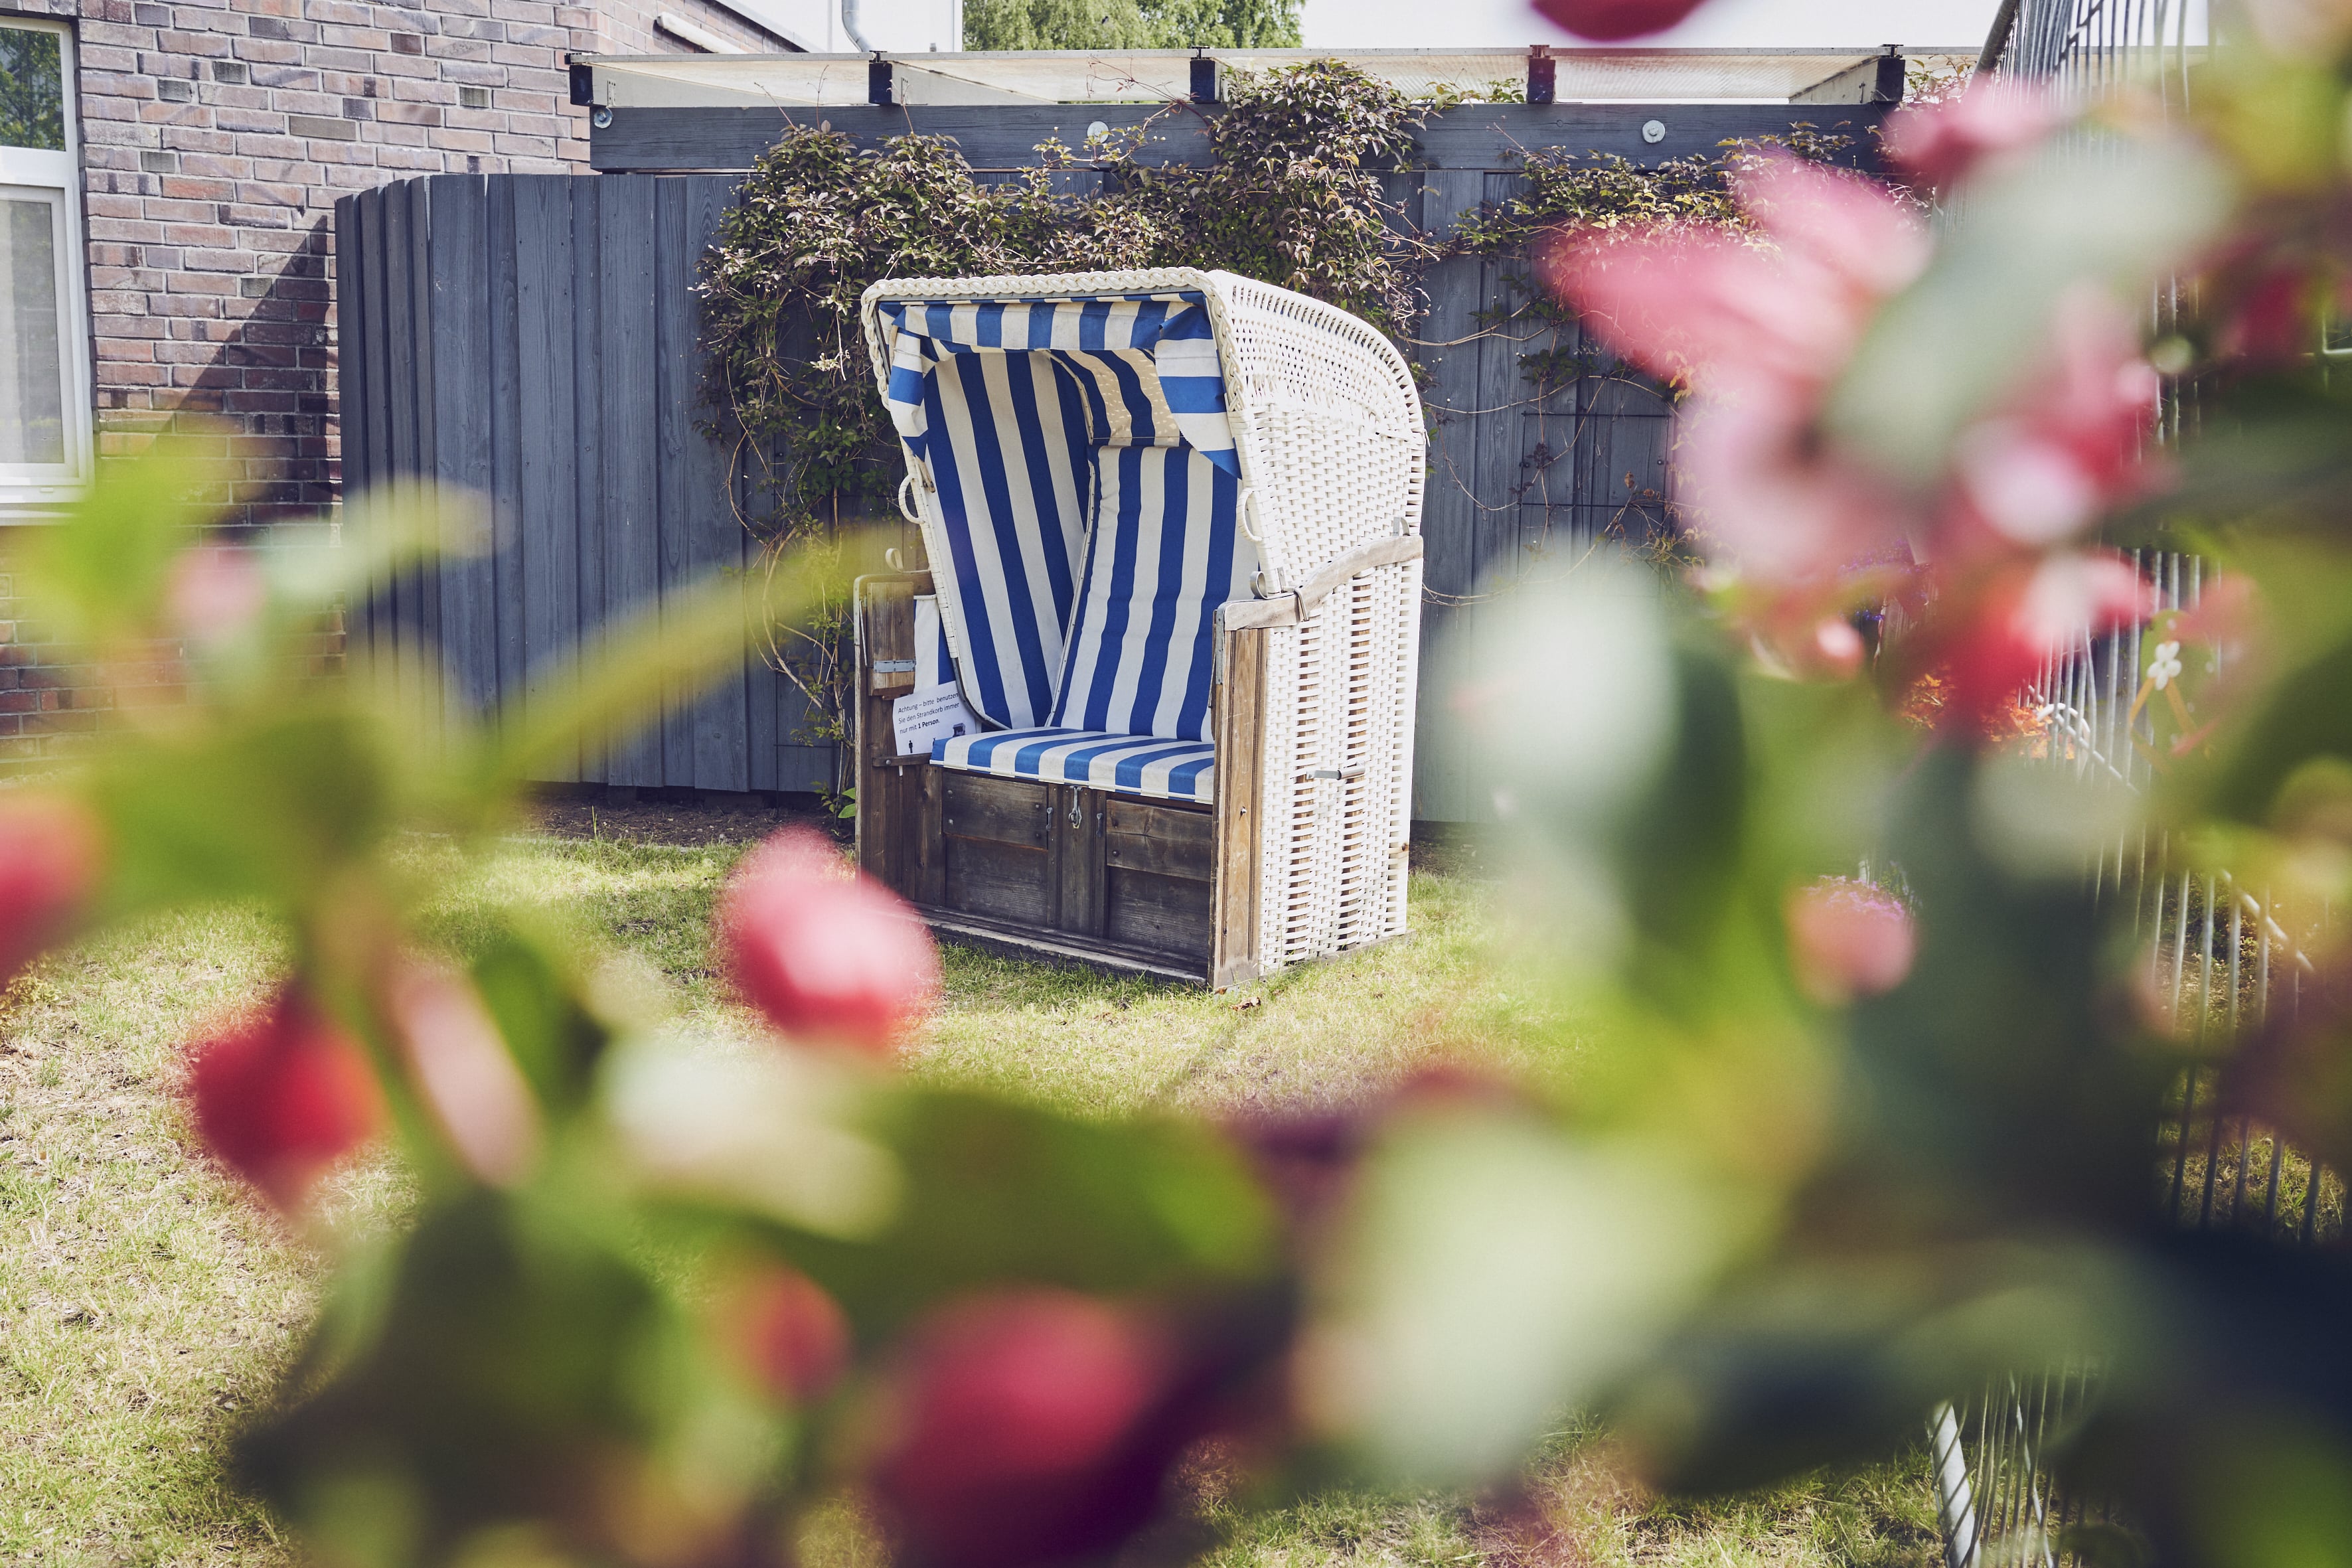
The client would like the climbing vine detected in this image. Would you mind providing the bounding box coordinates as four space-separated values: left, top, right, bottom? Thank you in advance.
698 56 1849 773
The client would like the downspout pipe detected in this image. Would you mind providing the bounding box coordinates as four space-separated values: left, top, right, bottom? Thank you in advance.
841 0 874 52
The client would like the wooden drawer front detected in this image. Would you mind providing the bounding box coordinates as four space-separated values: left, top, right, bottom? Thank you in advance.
943 772 1050 848
941 773 1052 925
1106 868 1214 961
1104 798 1214 883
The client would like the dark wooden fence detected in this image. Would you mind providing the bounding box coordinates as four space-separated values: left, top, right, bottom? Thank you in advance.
336 99 1887 820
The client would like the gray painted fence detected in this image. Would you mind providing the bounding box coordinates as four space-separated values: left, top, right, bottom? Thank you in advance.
335 100 1887 818
337 171 835 795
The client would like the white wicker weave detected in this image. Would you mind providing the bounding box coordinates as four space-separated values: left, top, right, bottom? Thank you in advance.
860 268 1425 977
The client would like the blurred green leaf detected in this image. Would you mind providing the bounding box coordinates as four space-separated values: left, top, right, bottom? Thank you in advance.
1827 135 2231 485
770 1090 1280 1336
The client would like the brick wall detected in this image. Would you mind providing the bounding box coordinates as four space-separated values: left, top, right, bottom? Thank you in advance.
0 0 779 773
6 0 781 544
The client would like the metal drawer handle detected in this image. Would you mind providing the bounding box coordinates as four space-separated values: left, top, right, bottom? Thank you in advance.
1304 765 1366 781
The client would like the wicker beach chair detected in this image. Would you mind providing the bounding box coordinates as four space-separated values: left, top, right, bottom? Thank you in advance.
853 269 1424 986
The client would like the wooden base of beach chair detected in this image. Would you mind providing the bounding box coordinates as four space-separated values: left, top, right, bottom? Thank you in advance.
856 573 1267 990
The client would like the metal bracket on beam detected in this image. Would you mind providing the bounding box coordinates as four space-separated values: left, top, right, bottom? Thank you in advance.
1190 52 1219 105
868 55 894 106
1528 44 1555 106
567 56 595 108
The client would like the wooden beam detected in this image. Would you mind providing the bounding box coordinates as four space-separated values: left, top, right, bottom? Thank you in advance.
590 100 1893 174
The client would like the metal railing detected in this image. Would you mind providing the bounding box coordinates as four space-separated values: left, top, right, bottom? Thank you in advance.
1928 549 2344 1567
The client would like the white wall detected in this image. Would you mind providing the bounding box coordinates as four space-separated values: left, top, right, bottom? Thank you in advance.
1302 0 2001 50
714 0 963 51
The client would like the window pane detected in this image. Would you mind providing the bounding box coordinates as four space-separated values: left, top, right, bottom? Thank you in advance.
1 196 66 467
0 27 66 153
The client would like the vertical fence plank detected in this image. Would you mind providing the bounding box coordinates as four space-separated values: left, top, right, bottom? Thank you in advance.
654 176 694 788
570 178 606 784
333 194 370 680
1409 169 1487 825
515 175 582 785
406 177 443 731
488 177 528 725
357 186 397 710
684 175 750 794
380 182 431 729
428 174 498 718
599 174 663 789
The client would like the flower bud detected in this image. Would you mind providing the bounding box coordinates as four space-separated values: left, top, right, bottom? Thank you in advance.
718 829 939 1057
867 1291 1182 1568
187 988 385 1210
735 1263 852 1405
1532 0 1708 41
0 795 103 987
1785 879 1917 1005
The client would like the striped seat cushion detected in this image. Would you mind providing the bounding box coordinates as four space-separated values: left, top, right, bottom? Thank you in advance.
933 728 1217 806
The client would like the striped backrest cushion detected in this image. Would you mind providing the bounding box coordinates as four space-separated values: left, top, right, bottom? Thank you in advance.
874 291 1250 737
1051 445 1252 743
914 348 1089 729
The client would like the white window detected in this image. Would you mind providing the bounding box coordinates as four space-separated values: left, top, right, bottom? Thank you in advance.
1 17 90 515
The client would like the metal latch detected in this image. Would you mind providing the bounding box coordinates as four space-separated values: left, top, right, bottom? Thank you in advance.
872 660 916 673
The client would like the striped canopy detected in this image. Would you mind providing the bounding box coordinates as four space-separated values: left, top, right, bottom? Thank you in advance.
873 291 1255 803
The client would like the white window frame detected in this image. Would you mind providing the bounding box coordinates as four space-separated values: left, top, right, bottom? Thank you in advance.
1 15 92 518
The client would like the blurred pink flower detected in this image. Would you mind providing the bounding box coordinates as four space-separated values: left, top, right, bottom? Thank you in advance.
1885 85 2061 193
387 964 543 1188
188 987 386 1212
1543 158 1930 584
1786 878 1916 1004
164 545 268 645
1946 291 2165 551
868 1291 1188 1568
1919 552 2157 730
719 827 940 1058
0 794 102 987
1531 0 1710 40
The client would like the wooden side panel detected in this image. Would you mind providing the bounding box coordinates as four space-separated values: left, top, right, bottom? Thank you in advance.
597 174 663 787
1052 785 1106 939
1211 625 1265 988
856 576 925 898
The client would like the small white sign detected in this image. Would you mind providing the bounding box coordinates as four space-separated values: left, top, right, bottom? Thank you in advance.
894 681 980 758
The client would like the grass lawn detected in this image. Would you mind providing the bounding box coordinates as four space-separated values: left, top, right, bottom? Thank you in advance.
0 809 1942 1568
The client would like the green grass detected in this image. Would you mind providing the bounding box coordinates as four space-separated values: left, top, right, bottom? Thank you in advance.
0 825 1940 1567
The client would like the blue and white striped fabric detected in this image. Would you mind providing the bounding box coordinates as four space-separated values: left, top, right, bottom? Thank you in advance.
880 296 1239 474
933 727 1218 806
912 595 955 689
874 288 1253 803
1052 445 1249 742
909 345 1091 730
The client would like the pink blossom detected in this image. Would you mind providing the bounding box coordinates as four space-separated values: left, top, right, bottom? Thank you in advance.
1885 86 2061 193
1531 0 1710 41
1922 552 2157 730
164 545 268 645
1945 291 2164 552
1786 879 1916 1004
1545 158 1930 584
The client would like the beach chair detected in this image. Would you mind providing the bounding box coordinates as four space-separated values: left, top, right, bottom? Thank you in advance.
853 269 1423 986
